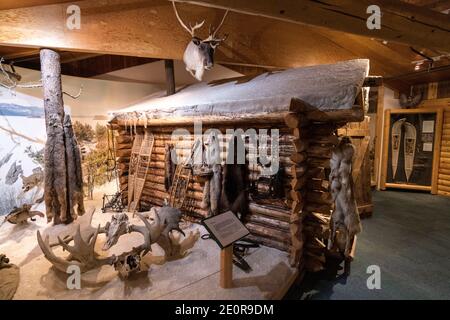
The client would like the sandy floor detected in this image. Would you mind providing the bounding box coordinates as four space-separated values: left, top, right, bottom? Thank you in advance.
0 182 296 300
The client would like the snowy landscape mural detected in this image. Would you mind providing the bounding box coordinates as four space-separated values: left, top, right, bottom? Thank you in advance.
0 90 46 216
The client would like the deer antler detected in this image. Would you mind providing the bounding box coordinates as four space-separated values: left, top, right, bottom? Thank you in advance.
172 1 205 37
205 10 229 42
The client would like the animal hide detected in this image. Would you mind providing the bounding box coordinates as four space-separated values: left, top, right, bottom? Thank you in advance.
44 113 68 224
63 114 85 220
0 255 19 300
164 144 177 191
328 137 362 257
220 163 248 216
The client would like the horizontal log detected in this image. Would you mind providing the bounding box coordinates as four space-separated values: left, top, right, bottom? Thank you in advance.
305 203 332 215
114 112 288 127
248 203 291 222
307 179 330 191
244 234 290 252
306 145 332 159
245 213 290 231
291 164 308 178
308 157 330 169
439 168 450 175
438 179 450 188
245 222 291 243
306 191 332 205
307 167 326 180
290 152 307 164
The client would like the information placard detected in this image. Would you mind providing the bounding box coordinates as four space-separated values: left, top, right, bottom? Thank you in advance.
202 211 250 249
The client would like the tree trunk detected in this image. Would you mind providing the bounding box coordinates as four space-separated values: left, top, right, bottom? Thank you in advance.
41 49 84 224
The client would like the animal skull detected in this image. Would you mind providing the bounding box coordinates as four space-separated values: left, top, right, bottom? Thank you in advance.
172 1 228 81
103 212 130 250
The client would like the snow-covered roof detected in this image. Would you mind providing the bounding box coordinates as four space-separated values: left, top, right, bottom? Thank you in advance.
111 59 369 122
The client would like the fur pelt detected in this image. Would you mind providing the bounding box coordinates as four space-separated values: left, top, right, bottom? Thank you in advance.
220 135 249 216
328 136 362 257
220 163 248 216
44 113 68 224
164 144 177 191
201 164 222 216
63 114 85 220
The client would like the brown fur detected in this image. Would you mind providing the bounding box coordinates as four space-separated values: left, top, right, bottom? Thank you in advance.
44 113 68 224
64 114 85 220
164 144 177 191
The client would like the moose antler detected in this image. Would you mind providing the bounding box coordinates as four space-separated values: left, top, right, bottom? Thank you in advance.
172 1 205 37
37 225 115 273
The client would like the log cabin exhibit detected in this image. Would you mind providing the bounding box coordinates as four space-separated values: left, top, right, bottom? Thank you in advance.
0 0 449 305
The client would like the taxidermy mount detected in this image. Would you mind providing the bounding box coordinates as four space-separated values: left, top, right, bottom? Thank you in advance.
172 1 229 81
399 90 423 109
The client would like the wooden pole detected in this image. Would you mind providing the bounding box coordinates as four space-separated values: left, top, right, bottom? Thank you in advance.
374 86 384 189
220 245 233 289
165 59 175 96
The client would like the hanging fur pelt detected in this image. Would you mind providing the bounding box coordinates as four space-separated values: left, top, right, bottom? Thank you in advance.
201 131 222 216
220 135 249 217
164 143 177 191
63 114 85 220
328 136 362 257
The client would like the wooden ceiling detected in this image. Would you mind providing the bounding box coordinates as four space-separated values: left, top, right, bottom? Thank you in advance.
0 0 449 93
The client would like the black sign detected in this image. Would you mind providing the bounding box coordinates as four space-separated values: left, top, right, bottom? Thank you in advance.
202 211 250 249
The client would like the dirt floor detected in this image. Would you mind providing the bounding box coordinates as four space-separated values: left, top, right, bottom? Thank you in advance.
0 182 296 300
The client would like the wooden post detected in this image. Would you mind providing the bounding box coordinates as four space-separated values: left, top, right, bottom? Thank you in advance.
220 245 233 288
374 86 384 189
380 109 391 190
431 108 444 194
165 59 175 96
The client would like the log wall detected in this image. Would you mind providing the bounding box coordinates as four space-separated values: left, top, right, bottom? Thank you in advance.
113 124 304 258
112 110 353 273
438 109 450 196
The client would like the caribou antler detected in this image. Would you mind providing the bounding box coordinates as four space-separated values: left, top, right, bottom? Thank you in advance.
172 1 205 37
37 225 115 273
205 10 229 43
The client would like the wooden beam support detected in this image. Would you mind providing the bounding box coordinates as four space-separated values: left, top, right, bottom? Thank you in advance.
165 59 176 96
176 0 450 52
0 0 440 78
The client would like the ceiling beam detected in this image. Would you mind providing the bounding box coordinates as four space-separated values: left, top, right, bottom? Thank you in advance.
0 0 432 78
0 1 73 10
174 0 450 52
14 54 160 77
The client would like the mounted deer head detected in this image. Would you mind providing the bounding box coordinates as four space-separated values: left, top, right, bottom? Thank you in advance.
172 1 229 81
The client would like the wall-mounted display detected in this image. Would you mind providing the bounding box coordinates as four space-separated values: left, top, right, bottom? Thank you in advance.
381 108 444 193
